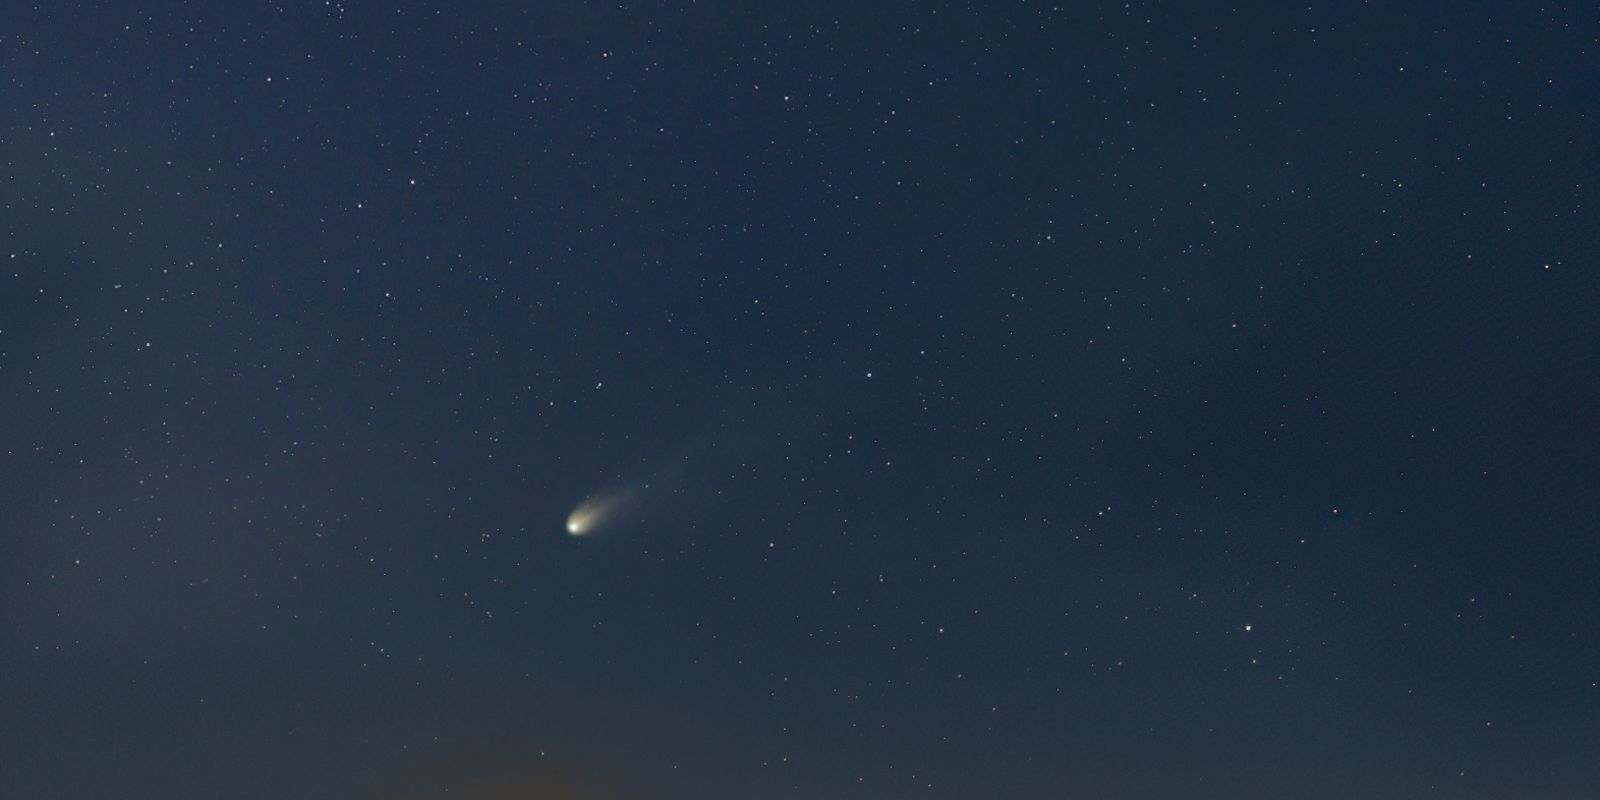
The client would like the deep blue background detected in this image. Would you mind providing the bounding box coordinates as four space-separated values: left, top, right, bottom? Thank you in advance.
3 2 1596 798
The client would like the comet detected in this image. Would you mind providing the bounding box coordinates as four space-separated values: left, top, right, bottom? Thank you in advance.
564 486 640 536
562 415 762 538
565 508 596 536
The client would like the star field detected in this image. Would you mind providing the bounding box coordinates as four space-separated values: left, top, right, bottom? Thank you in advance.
2 3 1597 799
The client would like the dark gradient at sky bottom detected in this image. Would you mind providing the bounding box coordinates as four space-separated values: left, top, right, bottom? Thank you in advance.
2 2 1597 798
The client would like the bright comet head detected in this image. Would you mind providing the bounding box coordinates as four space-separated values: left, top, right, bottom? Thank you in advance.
566 508 593 536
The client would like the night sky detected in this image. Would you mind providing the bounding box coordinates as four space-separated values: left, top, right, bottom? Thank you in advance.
3 3 1598 798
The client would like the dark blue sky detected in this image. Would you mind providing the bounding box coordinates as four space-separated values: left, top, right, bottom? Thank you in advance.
3 2 1597 798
